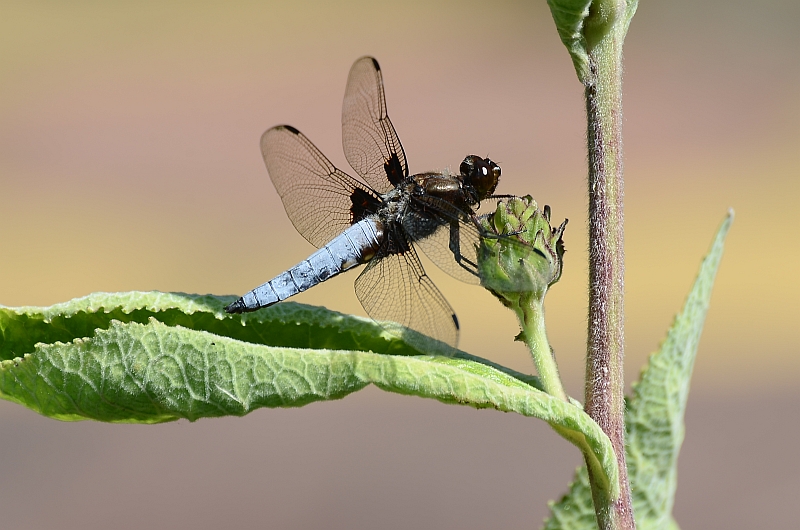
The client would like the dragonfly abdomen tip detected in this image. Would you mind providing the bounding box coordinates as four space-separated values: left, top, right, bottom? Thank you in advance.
224 299 247 314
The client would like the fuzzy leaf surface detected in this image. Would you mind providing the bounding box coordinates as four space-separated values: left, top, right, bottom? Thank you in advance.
626 211 732 528
547 0 593 81
0 291 617 491
548 0 639 83
543 211 732 529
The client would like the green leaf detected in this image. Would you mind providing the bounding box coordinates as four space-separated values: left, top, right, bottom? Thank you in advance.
0 292 415 361
543 466 597 530
626 211 733 528
542 211 733 529
547 0 592 81
0 291 617 494
547 0 639 83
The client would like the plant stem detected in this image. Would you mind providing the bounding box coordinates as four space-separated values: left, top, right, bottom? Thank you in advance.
521 296 567 401
583 17 636 530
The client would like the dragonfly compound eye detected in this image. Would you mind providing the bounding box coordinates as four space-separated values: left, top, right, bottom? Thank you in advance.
461 155 500 200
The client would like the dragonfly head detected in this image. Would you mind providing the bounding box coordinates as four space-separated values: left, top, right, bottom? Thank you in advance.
460 155 501 201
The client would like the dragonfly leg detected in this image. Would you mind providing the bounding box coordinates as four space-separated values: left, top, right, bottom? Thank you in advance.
448 221 479 276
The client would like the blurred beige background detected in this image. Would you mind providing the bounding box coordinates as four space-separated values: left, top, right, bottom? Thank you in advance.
1 1 797 528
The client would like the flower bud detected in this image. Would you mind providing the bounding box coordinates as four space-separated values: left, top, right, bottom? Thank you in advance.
478 196 567 306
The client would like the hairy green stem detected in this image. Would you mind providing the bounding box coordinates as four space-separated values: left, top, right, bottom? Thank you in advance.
521 296 621 508
546 0 638 526
583 13 636 530
520 297 567 402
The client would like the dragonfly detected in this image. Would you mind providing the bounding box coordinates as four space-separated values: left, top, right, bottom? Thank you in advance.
226 56 510 350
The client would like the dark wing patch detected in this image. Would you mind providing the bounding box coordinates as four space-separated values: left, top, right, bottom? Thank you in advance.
342 56 408 194
384 151 405 188
261 125 381 248
350 187 383 224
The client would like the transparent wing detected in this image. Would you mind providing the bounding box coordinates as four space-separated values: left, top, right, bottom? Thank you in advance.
403 194 484 285
409 221 483 285
354 237 459 351
405 194 536 287
342 56 408 194
261 125 382 248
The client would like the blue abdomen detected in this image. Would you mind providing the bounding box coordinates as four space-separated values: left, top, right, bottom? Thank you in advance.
226 218 382 313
